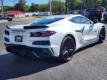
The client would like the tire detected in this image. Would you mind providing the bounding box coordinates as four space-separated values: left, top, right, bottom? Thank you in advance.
59 36 75 62
98 27 106 43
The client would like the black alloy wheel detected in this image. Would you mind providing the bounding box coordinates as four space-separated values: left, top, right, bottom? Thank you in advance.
59 36 75 62
98 27 106 43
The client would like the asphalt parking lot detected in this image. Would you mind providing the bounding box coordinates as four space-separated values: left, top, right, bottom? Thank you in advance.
0 18 107 80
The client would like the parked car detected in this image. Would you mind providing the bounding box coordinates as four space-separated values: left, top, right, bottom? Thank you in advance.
0 16 13 21
82 9 102 21
4 15 106 62
25 12 33 17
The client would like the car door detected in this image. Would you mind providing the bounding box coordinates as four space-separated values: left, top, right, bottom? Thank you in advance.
70 16 97 43
79 17 98 41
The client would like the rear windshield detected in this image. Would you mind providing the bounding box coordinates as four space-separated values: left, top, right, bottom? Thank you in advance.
31 17 64 26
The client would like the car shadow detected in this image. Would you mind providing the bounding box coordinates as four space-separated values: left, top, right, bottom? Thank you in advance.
0 42 100 80
0 54 62 80
75 42 99 54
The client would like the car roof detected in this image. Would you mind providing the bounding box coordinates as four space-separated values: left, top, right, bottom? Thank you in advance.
48 14 82 19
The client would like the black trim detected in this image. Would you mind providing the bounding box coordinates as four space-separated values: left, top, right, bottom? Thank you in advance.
5 30 9 35
6 25 10 29
4 37 9 42
24 25 49 29
5 44 54 57
32 41 50 45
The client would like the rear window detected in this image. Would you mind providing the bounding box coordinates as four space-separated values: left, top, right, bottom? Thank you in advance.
31 17 64 26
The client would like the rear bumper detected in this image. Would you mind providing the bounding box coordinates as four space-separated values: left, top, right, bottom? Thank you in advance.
5 44 55 58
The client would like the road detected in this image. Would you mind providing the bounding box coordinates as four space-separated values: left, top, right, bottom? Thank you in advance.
0 18 107 80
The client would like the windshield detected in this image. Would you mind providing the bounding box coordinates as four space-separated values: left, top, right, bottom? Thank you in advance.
31 17 64 26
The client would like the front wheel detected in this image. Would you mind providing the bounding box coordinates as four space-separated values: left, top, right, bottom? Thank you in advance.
98 27 106 43
59 36 75 62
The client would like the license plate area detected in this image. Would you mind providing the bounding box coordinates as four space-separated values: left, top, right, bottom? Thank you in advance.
11 30 25 43
15 35 23 42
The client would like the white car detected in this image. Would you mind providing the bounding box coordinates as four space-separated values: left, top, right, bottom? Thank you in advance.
4 15 106 62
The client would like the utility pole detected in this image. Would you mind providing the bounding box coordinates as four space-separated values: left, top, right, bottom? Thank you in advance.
13 0 17 15
58 0 61 15
49 0 52 15
13 0 15 6
65 0 67 14
1 0 5 17
60 0 62 15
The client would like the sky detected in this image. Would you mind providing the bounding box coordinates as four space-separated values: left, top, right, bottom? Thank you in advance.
26 0 49 5
0 0 50 6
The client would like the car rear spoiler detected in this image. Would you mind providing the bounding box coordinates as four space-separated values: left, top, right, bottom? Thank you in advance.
24 25 49 29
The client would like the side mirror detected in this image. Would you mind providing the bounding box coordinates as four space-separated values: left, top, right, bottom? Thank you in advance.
93 19 98 23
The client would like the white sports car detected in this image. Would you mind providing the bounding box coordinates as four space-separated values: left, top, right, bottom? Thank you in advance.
4 15 106 62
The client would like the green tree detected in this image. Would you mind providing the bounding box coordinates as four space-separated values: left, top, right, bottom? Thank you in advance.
25 5 30 12
73 0 83 9
28 3 48 12
15 0 26 12
38 4 48 11
82 0 103 8
5 6 14 11
102 0 107 7
67 0 83 10
51 0 65 14
96 0 102 3
29 3 39 12
19 0 26 4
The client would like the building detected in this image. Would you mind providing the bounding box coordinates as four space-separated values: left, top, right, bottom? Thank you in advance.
6 10 25 18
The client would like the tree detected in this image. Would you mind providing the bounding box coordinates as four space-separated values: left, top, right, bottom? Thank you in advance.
66 0 83 10
68 0 104 9
29 3 39 12
25 5 30 12
51 0 65 14
73 0 83 9
19 0 26 4
38 4 48 11
82 0 103 8
96 0 102 3
102 0 107 7
5 6 14 11
15 0 26 12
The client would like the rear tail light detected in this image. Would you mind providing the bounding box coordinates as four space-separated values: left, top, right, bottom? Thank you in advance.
30 31 56 37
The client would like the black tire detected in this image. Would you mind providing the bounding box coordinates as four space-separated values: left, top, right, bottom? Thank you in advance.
98 27 106 43
59 36 75 62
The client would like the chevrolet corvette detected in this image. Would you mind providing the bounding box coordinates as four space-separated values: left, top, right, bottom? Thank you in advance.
4 15 106 62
